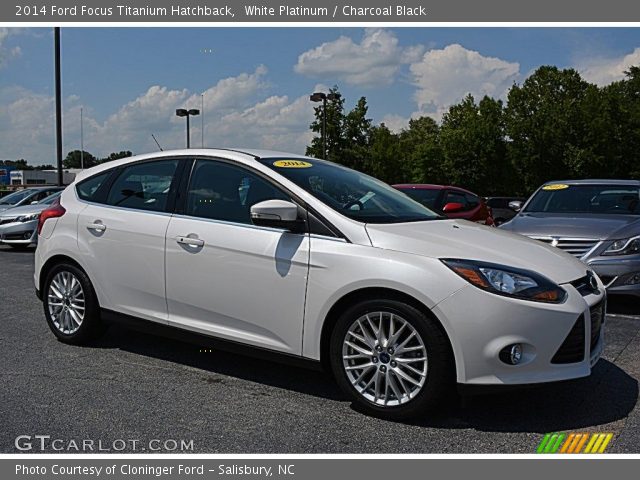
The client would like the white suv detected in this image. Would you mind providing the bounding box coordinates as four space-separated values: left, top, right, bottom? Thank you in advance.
35 149 605 419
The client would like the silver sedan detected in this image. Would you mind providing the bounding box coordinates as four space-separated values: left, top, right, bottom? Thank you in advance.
0 191 62 249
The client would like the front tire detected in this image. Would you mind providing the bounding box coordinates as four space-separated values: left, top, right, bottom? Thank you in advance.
43 263 106 344
329 299 454 420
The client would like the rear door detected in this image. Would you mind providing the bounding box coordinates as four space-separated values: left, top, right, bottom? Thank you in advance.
164 159 309 354
76 158 182 323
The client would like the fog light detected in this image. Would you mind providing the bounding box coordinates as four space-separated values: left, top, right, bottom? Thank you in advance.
499 343 523 365
23 231 32 239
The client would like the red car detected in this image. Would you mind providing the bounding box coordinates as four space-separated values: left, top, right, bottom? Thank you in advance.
393 184 494 226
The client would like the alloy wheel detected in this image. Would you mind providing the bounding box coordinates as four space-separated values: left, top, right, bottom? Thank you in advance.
342 311 428 407
47 271 85 335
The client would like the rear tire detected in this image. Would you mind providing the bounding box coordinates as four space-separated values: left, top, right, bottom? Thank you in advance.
42 263 106 344
329 299 454 420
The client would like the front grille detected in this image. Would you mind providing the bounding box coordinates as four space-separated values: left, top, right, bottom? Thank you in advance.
529 236 599 258
551 315 585 364
590 301 604 350
570 275 592 296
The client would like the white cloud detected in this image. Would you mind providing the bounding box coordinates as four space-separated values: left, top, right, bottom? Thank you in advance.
409 44 520 119
294 28 424 87
379 114 410 133
577 48 640 86
0 67 315 164
0 28 22 69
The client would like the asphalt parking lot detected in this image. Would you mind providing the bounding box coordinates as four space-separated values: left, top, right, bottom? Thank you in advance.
1 245 639 454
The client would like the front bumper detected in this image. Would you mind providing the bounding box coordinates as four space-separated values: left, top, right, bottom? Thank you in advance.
432 279 605 385
587 256 640 297
0 220 38 245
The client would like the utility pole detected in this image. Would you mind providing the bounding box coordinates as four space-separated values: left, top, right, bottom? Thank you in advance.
54 27 63 186
80 107 84 169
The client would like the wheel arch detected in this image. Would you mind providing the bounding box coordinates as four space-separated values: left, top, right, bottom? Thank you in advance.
318 287 455 373
39 254 88 294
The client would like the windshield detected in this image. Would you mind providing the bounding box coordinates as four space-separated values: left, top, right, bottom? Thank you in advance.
260 158 441 223
0 189 33 206
525 184 640 215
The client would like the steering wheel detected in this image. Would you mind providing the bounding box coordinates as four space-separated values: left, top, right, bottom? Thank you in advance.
343 199 364 211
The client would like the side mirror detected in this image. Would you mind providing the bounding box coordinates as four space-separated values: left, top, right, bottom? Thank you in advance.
508 200 523 212
250 199 304 232
442 202 464 213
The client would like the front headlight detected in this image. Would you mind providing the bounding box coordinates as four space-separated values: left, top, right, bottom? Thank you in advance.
602 236 640 256
441 259 567 303
17 213 39 222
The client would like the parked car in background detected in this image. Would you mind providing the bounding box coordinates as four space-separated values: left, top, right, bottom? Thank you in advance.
0 186 64 214
0 191 62 249
500 179 640 297
487 197 526 226
35 149 604 419
393 184 494 225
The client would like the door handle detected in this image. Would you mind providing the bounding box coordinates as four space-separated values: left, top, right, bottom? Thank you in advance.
176 235 204 247
86 222 106 232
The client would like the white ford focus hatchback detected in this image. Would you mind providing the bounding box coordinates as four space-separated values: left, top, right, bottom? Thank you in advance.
35 149 605 419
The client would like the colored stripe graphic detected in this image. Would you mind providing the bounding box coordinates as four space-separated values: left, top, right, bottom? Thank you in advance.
537 433 565 453
537 432 614 453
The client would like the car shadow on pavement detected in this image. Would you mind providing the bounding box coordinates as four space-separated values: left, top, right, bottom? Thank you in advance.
407 359 638 432
97 323 637 433
95 324 346 401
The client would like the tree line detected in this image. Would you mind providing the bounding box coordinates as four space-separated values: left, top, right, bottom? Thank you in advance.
1 150 132 171
306 66 640 196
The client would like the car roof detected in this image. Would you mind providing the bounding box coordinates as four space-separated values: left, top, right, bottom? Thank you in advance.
543 179 640 186
22 186 63 191
72 148 311 183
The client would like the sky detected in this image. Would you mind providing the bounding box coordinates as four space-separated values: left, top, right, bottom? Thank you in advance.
1 27 640 165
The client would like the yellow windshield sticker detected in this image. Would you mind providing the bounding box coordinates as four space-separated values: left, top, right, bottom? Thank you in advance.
542 184 570 191
273 160 313 168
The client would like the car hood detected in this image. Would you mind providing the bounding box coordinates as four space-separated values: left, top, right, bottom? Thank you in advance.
0 203 47 218
501 213 640 240
365 219 588 284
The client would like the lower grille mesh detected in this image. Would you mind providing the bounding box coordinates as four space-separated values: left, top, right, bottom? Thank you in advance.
551 315 585 364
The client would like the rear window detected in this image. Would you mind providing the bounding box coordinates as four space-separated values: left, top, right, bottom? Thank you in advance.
76 171 111 202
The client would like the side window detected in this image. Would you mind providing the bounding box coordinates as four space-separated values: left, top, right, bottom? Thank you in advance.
465 193 480 209
77 171 111 202
444 191 468 209
106 160 178 212
185 160 289 224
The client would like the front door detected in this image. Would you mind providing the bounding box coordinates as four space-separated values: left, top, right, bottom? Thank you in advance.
165 159 309 354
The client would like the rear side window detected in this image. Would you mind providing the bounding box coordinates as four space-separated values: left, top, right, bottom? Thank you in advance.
76 171 111 202
106 160 179 212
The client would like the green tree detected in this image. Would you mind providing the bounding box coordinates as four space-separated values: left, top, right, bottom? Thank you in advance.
366 124 402 183
399 117 443 183
439 95 512 195
505 66 594 192
341 97 373 171
306 87 345 161
63 150 98 169
100 151 133 163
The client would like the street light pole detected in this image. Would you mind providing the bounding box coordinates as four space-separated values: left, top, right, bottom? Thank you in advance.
176 108 200 148
310 92 340 160
54 27 63 186
80 107 84 169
